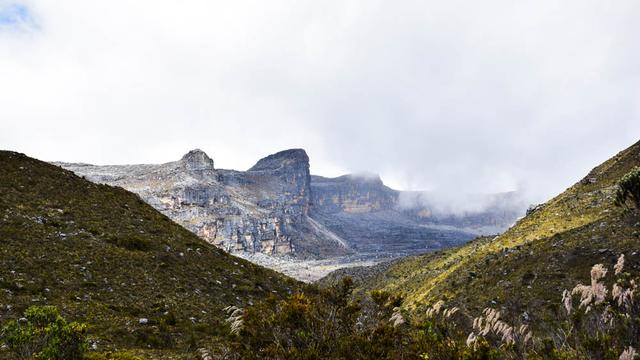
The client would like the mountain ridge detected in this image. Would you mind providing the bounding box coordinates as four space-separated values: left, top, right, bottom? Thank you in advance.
56 148 525 277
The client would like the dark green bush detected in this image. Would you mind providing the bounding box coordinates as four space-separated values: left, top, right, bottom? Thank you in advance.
106 234 152 251
0 305 87 359
615 167 640 210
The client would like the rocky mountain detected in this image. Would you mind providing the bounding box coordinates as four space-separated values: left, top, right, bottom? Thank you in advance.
58 149 348 259
0 151 299 355
310 173 525 254
322 140 640 326
57 149 525 263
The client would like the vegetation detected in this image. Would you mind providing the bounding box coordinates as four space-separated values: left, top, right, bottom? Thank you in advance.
324 141 640 327
221 278 491 359
0 305 86 359
219 255 638 359
0 151 299 357
615 167 640 211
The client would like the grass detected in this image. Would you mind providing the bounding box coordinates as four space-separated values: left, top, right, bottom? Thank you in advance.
332 140 640 328
0 151 300 357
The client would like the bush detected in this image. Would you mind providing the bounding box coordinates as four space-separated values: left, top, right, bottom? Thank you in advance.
0 305 87 359
615 167 640 211
106 234 152 251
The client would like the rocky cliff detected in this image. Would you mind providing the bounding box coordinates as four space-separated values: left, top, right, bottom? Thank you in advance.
57 149 525 260
58 149 347 258
309 174 524 254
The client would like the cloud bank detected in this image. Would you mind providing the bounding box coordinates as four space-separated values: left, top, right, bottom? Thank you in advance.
1 0 639 207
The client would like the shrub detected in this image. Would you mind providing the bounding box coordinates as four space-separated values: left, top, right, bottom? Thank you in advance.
0 305 87 359
615 167 640 211
106 234 152 251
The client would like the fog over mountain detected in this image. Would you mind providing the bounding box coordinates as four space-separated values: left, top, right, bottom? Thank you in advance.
1 1 639 211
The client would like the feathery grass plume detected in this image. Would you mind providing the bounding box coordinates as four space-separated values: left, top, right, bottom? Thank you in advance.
591 264 608 283
615 254 625 275
442 307 459 319
389 307 405 327
571 263 609 311
619 346 637 360
562 289 573 315
612 280 636 309
469 307 534 350
466 332 477 348
223 305 244 335
198 348 214 360
425 300 445 318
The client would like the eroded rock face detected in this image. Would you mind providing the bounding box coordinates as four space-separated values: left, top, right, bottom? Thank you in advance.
309 173 526 254
311 173 397 214
57 149 525 259
57 149 343 258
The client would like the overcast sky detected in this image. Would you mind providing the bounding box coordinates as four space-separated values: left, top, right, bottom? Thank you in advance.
1 1 639 204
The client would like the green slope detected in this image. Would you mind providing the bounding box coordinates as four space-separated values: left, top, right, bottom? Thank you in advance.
0 151 299 356
329 140 640 326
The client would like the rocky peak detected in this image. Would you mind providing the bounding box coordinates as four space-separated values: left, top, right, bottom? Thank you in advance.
181 149 214 171
248 149 309 172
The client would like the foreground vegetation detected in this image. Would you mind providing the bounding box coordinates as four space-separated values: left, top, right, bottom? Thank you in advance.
219 253 639 359
1 141 640 358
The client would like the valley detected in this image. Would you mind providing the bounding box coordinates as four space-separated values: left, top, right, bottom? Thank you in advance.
2 140 640 358
56 149 525 280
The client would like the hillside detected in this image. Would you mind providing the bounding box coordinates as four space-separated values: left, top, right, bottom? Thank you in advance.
0 151 299 357
323 140 640 326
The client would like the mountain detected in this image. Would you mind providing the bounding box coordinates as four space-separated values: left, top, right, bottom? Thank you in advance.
322 140 640 325
0 151 299 355
310 173 524 254
57 149 349 260
57 149 525 268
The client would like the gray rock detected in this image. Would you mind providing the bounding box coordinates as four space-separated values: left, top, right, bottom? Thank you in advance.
56 149 524 261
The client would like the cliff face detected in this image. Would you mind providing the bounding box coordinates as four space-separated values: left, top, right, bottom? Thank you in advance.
308 174 523 254
57 149 525 259
58 149 345 258
310 174 398 214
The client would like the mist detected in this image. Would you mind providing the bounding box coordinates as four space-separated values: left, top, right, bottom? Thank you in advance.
1 1 639 212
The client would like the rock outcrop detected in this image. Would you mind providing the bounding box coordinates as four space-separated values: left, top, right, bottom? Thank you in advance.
308 174 524 254
58 149 343 258
57 149 525 259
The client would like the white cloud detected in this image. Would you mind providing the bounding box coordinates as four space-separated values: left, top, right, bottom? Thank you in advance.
0 0 639 205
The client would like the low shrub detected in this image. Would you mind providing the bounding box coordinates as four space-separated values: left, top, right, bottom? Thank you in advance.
615 167 640 211
0 305 87 359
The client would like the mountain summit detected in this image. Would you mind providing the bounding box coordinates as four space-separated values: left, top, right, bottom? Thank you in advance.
249 148 309 172
181 148 215 171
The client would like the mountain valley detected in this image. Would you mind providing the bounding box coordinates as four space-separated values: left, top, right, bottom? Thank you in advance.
57 149 525 280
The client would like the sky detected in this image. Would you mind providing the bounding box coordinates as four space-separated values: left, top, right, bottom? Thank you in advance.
1 1 639 206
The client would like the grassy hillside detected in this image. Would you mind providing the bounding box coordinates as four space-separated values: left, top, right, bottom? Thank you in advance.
326 140 640 326
0 151 299 357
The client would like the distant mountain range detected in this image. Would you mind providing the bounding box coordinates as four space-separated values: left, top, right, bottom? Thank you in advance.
56 149 526 261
